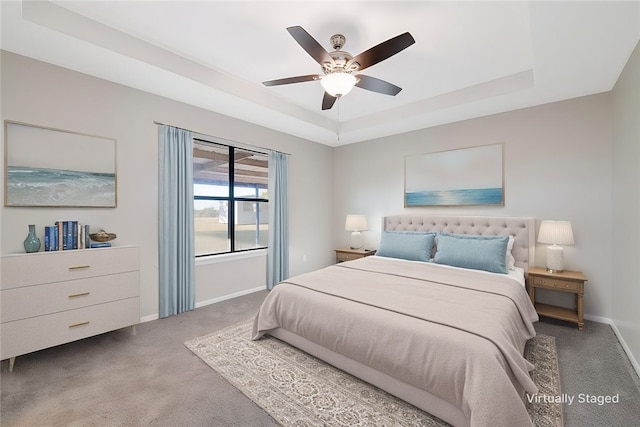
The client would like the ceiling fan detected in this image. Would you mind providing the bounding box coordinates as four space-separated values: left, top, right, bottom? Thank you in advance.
263 26 415 110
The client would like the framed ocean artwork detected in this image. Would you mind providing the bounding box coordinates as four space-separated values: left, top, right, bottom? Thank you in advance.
405 143 504 207
4 121 117 207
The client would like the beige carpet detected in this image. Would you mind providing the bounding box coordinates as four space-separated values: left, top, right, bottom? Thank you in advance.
185 319 563 427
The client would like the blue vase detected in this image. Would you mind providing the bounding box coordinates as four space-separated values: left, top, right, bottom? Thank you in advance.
24 224 41 253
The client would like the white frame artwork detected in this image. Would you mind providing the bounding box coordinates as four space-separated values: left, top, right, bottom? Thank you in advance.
404 143 504 207
4 121 117 208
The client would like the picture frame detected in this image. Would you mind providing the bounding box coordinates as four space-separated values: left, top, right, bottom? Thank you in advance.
4 121 117 207
404 143 504 207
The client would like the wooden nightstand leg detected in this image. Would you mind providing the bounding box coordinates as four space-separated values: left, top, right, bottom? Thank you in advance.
8 357 16 372
577 292 584 331
528 286 536 309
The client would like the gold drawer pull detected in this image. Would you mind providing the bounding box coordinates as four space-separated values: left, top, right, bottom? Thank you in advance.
69 321 90 328
69 265 90 270
68 292 90 298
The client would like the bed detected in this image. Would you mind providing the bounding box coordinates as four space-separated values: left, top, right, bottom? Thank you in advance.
253 215 539 427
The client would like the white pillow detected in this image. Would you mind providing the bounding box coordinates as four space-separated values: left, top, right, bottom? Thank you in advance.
506 235 516 270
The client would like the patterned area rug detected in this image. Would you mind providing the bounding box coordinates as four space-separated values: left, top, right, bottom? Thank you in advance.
185 319 563 427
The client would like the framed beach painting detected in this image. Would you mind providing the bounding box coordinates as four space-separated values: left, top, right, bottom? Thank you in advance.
4 121 117 207
405 143 504 207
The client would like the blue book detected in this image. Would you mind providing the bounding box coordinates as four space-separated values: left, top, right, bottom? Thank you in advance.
84 225 90 249
66 221 73 250
44 226 51 251
61 221 67 250
52 226 58 251
72 221 78 249
53 224 59 251
90 242 112 248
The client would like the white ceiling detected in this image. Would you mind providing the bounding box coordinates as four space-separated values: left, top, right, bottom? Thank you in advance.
1 1 639 147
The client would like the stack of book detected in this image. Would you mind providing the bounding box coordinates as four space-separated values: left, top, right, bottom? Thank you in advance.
44 221 112 251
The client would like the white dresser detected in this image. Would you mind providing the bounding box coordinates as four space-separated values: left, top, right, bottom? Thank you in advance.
1 246 140 370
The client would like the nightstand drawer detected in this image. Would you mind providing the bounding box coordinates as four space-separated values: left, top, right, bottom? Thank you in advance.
530 276 580 291
337 252 362 262
334 249 376 263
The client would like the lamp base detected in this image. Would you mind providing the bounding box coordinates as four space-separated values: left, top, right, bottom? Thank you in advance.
546 245 565 273
350 231 363 250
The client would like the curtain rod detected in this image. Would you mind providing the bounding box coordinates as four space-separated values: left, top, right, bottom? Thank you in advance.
153 120 291 156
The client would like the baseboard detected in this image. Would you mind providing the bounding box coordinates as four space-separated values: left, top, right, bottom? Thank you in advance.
139 286 266 323
584 313 613 324
194 286 266 309
609 321 640 378
140 313 159 323
583 314 640 378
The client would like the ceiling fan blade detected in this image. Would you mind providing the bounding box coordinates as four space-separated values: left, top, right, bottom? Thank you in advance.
348 32 415 72
355 74 402 96
262 74 320 86
287 26 335 67
322 92 337 110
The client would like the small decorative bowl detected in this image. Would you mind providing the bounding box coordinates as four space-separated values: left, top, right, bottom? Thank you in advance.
90 231 117 242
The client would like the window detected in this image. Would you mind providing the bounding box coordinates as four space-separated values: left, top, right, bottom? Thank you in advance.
193 140 269 256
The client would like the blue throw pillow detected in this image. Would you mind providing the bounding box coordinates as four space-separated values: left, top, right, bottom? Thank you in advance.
376 232 435 262
433 233 509 274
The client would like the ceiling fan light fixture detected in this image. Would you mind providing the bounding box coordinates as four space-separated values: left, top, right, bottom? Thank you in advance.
321 72 357 97
264 26 415 110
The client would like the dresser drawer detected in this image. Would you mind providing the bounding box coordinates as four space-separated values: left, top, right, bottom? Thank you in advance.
1 271 139 323
1 297 140 360
1 246 139 290
530 276 581 292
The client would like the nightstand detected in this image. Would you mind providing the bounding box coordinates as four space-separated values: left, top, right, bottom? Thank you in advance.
527 267 588 330
334 248 376 263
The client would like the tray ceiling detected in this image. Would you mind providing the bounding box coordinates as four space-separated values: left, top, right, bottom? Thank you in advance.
1 1 639 146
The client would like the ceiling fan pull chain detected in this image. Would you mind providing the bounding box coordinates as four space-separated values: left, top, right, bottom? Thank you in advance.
337 99 341 142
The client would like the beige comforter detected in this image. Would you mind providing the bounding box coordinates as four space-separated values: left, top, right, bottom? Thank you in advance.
253 256 539 427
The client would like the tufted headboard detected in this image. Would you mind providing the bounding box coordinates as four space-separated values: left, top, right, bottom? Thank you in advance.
383 215 535 272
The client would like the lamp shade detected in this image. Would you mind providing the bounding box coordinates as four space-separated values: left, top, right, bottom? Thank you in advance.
345 214 368 231
538 221 575 245
321 72 357 97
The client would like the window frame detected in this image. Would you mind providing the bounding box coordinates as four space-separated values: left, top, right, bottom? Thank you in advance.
193 138 269 257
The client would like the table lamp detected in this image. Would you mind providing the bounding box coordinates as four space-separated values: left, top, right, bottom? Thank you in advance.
538 220 574 273
345 214 368 249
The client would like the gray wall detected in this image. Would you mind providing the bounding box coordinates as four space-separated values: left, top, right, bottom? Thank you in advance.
333 93 613 320
0 51 334 319
612 40 640 373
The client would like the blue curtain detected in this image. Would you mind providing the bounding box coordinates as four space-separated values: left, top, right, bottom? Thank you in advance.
267 151 289 289
158 125 195 318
